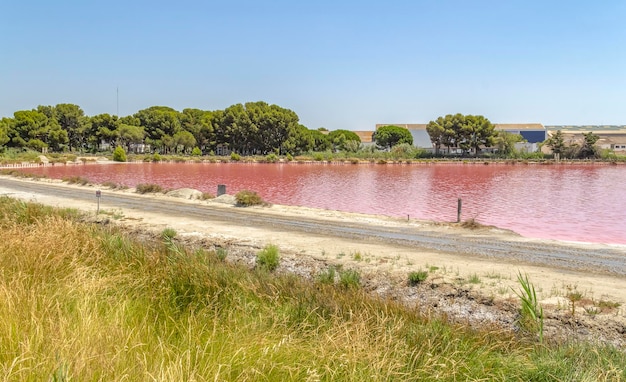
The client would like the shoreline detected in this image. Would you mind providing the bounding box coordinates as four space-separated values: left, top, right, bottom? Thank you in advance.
1 174 626 346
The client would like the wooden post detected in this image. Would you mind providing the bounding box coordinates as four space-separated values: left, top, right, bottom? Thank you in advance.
457 198 462 223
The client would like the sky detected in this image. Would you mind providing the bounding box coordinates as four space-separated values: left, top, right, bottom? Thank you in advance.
1 0 625 130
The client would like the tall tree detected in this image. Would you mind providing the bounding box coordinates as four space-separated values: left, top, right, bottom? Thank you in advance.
459 115 495 156
0 118 10 147
87 113 119 151
578 132 599 158
374 125 413 150
327 129 361 152
172 130 196 154
117 124 145 152
134 106 181 151
180 108 214 153
545 130 565 157
53 103 86 151
495 131 524 156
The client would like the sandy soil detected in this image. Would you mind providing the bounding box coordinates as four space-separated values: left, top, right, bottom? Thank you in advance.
1 175 625 347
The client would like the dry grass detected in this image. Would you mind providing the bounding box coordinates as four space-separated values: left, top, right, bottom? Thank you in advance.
0 196 625 381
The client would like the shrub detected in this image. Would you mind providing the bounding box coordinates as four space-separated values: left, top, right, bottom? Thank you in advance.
112 146 127 162
152 153 162 162
191 147 202 156
286 153 294 161
161 227 177 240
265 153 278 163
197 192 214 200
339 269 360 289
135 183 164 194
230 152 241 161
317 266 336 284
63 176 91 185
235 190 264 206
215 247 228 261
408 270 428 286
256 244 280 271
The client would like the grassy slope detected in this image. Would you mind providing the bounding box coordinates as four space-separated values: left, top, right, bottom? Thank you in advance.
0 196 624 381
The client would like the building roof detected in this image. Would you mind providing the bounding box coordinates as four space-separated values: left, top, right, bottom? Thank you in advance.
495 123 545 131
352 131 374 143
375 123 427 130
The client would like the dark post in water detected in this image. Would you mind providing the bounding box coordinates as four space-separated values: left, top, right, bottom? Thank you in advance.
457 198 462 223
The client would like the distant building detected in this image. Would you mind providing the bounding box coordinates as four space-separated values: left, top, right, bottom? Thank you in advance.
546 125 626 153
494 124 546 143
352 131 375 147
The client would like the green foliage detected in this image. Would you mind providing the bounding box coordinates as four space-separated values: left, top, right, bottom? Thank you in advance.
62 176 91 186
339 269 360 289
328 129 361 152
317 266 336 284
135 183 164 194
256 244 280 271
235 190 264 206
408 270 428 286
374 125 413 150
152 153 162 162
161 227 177 240
191 146 202 156
513 272 544 342
426 114 496 156
265 152 278 163
545 129 565 156
215 247 228 261
230 152 241 161
112 145 127 162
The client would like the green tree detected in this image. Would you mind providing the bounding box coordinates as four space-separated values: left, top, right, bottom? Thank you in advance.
53 103 87 152
309 129 332 152
328 129 361 152
374 125 413 150
134 106 181 152
459 115 496 156
578 132 599 159
172 130 197 154
112 145 127 162
495 131 524 156
11 110 51 149
117 124 145 153
180 108 214 153
87 113 119 151
0 118 11 147
545 130 565 157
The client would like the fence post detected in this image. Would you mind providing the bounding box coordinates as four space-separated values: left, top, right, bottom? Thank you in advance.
457 198 462 223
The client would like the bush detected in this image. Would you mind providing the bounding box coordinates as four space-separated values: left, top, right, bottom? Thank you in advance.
317 266 336 284
286 153 294 161
191 147 202 156
256 244 280 271
63 176 91 186
152 153 162 162
235 190 264 206
339 269 360 289
135 183 164 194
265 153 278 163
215 247 228 261
230 152 241 161
161 227 177 240
408 270 428 286
112 146 127 162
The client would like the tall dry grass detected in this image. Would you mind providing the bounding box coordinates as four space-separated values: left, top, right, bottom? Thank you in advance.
0 196 624 381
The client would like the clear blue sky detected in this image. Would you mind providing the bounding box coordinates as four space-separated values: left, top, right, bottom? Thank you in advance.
1 1 625 130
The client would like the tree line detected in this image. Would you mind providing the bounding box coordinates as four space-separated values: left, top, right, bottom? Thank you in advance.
0 102 367 156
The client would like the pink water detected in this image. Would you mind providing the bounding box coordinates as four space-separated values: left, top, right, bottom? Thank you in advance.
23 162 626 245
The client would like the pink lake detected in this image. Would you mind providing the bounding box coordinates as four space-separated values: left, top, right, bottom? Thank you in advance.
22 162 626 245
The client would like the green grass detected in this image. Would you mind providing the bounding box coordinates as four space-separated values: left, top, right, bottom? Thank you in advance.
256 244 280 271
0 196 625 380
